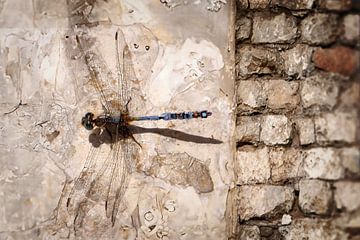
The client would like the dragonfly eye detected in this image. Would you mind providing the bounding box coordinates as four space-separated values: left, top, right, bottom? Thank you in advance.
82 112 95 130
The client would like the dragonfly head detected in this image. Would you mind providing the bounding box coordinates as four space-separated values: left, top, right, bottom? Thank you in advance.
81 112 95 130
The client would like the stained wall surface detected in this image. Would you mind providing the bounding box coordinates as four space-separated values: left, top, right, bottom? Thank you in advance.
234 0 360 239
0 1 235 239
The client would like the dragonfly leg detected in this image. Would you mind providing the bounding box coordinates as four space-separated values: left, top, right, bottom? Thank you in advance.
125 97 132 113
130 135 142 148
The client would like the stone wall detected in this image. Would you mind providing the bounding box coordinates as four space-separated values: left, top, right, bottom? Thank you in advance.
234 0 360 239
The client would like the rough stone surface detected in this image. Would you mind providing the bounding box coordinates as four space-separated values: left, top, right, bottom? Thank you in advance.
339 82 360 109
237 80 266 110
342 14 360 46
238 225 261 240
300 74 339 110
313 46 360 76
272 0 314 9
301 14 339 45
269 148 303 182
260 115 292 145
295 118 315 145
315 111 358 143
318 0 352 11
281 214 292 225
237 185 294 220
236 116 261 143
264 80 299 110
236 146 270 184
248 0 270 9
340 147 360 175
252 13 298 44
236 16 252 42
302 148 344 180
236 46 282 78
279 219 349 240
281 44 313 79
334 181 360 211
299 179 332 214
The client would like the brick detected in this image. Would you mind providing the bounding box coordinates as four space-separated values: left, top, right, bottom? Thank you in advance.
264 80 299 110
342 14 360 46
236 46 282 78
272 0 314 9
252 13 298 44
319 0 352 11
334 181 360 211
237 185 294 220
312 46 360 76
295 118 315 145
300 74 339 110
239 226 261 240
236 16 251 42
301 14 339 45
236 146 270 184
315 111 357 143
281 44 313 79
260 115 292 145
340 147 360 175
302 148 344 180
269 148 303 182
279 219 348 240
299 179 332 214
236 80 266 111
236 116 261 143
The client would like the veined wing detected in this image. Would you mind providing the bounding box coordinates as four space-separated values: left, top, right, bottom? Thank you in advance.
75 33 123 115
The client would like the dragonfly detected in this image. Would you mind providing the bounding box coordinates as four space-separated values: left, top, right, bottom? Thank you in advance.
62 24 221 231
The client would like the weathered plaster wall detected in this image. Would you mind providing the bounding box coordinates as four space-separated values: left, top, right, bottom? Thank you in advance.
233 0 360 239
0 0 234 239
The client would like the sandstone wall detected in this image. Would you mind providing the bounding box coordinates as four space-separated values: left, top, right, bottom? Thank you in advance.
233 0 360 239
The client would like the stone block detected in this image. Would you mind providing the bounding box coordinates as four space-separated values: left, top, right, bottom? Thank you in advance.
301 14 339 45
279 219 348 240
342 14 360 46
315 111 357 143
334 181 360 212
237 185 294 220
269 147 303 182
260 115 292 145
236 46 282 78
281 44 313 79
248 0 270 9
295 118 315 145
236 146 270 184
339 82 360 109
300 74 339 110
236 80 266 110
299 179 332 214
313 46 360 76
236 116 261 143
236 16 252 42
264 80 299 110
272 0 314 9
238 225 261 240
340 147 360 175
318 0 352 11
302 148 344 180
252 13 298 43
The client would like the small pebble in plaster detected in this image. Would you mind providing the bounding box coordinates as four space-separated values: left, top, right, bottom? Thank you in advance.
163 200 176 212
144 211 154 221
281 214 292 225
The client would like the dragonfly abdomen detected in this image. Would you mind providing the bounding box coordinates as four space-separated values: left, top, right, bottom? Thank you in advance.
133 110 212 121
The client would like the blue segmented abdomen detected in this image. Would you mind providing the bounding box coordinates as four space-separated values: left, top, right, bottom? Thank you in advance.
133 110 212 121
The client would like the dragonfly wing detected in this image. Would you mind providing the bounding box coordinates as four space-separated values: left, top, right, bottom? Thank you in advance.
66 146 102 216
75 34 119 114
